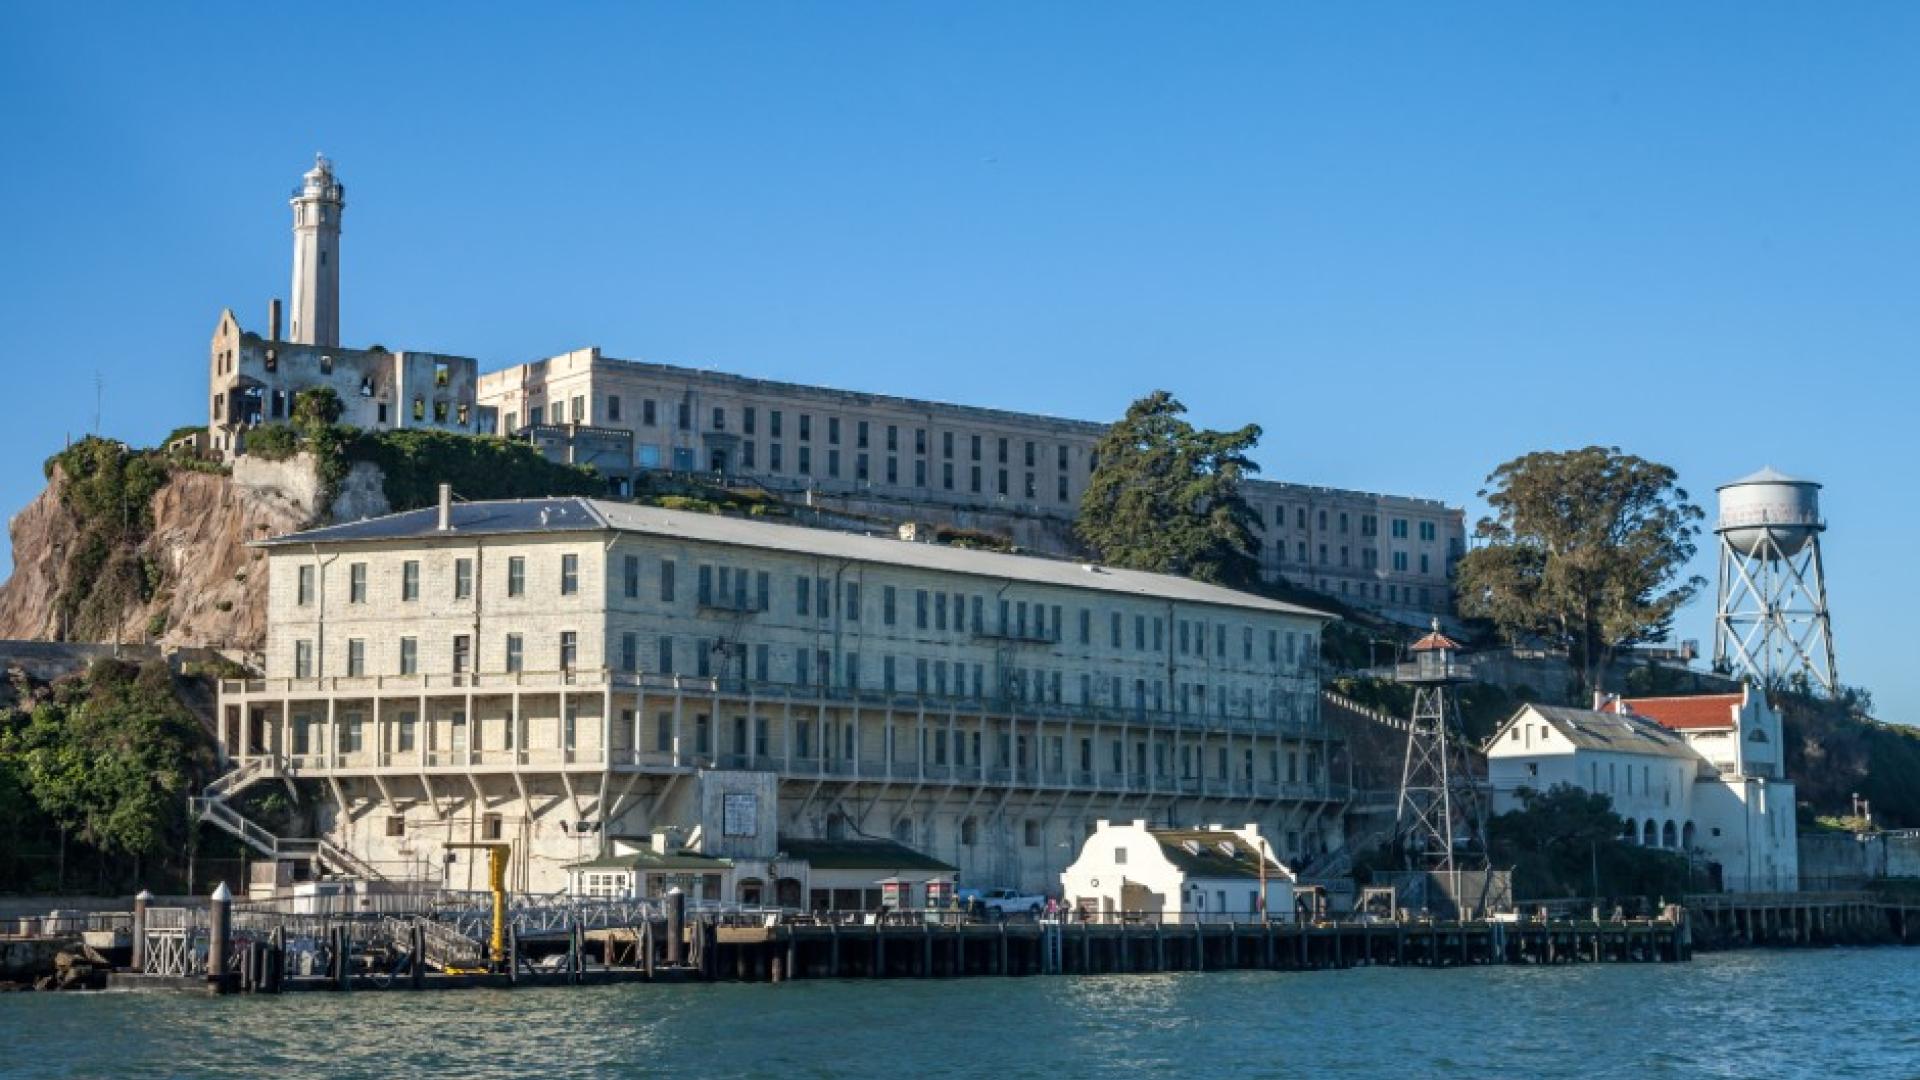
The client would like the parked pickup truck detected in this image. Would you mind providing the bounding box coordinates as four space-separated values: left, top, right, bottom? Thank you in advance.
973 888 1047 917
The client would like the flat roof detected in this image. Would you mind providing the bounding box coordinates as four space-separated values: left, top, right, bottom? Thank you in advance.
260 497 1334 621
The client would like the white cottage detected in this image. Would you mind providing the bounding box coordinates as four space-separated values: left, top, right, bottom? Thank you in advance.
1061 820 1296 923
1486 689 1798 893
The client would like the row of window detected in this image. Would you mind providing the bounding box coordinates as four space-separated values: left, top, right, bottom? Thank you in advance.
289 627 1311 725
631 709 1324 786
1274 541 1436 576
296 553 576 606
1267 506 1444 543
296 552 1311 675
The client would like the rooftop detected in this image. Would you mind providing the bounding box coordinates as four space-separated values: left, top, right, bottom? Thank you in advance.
1509 704 1701 760
259 497 1333 620
563 848 734 872
1615 692 1746 732
779 837 956 872
1149 828 1285 881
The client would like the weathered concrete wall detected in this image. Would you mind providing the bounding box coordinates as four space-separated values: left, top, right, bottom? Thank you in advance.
328 460 391 523
1800 830 1920 888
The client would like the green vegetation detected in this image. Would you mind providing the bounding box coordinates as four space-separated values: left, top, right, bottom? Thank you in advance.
1077 390 1263 587
349 428 604 510
1328 674 1530 744
629 473 788 518
932 524 1013 552
1488 784 1695 902
240 389 607 510
1778 686 1920 828
0 660 217 893
43 437 175 640
1454 446 1705 700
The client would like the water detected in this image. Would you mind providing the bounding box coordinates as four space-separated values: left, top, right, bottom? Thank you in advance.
1 949 1915 1079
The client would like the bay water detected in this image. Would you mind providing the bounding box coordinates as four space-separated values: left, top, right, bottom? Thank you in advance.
0 948 1913 1078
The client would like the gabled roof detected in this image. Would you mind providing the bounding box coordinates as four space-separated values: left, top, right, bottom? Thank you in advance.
1503 704 1700 760
1615 692 1746 732
780 837 957 873
258 497 1332 620
1149 829 1286 881
564 848 734 872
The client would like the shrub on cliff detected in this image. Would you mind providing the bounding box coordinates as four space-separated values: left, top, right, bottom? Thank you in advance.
41 437 173 640
346 429 604 510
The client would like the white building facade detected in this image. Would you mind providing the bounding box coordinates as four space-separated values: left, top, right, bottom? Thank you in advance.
476 348 1466 619
206 496 1344 898
1486 691 1798 893
1059 820 1296 922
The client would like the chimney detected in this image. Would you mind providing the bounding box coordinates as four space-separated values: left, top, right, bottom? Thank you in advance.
268 299 282 342
436 483 453 531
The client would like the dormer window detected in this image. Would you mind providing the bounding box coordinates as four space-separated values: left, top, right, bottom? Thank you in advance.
1218 841 1237 858
1182 840 1202 856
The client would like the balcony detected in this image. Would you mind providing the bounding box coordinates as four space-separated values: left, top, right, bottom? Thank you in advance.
972 627 1059 646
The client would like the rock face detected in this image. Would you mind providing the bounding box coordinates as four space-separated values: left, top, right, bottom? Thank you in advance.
0 453 386 655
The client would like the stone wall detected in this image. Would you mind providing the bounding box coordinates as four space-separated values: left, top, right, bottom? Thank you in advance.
1800 829 1920 889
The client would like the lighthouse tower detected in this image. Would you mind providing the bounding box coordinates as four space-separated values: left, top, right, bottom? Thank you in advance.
288 154 345 346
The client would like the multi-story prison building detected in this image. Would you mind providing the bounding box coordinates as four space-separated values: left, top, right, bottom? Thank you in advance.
204 158 1462 619
476 348 1466 618
209 494 1342 899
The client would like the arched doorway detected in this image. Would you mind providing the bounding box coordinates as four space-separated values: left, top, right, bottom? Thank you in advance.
737 877 765 905
1662 821 1678 849
1642 820 1658 847
1682 821 1697 850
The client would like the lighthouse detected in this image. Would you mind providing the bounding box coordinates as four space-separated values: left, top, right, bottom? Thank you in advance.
288 154 345 347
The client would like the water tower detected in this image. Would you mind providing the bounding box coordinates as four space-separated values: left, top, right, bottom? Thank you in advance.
1713 467 1839 693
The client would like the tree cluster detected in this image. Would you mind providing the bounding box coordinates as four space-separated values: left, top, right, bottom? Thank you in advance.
0 659 216 893
1488 783 1695 903
1454 446 1705 700
1076 391 1263 587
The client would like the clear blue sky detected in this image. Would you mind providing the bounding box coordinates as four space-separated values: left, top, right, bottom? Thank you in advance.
1 4 1913 718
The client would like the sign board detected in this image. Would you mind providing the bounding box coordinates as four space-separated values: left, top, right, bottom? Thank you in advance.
722 792 758 837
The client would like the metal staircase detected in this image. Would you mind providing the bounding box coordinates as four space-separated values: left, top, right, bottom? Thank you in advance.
380 916 486 972
191 760 385 881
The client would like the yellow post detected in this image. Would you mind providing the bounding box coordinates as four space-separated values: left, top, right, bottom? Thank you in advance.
447 842 513 969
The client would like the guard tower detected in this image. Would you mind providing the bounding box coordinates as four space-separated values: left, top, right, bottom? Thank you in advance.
1713 467 1839 694
289 154 345 347
1393 623 1487 877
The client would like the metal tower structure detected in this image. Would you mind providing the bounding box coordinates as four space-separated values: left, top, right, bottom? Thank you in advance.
1713 467 1839 694
1393 623 1487 875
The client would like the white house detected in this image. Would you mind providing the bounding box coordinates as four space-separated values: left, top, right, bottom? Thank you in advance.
1485 689 1797 893
1060 820 1296 923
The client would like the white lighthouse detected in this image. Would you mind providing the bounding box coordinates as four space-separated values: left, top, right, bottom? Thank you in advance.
288 154 345 347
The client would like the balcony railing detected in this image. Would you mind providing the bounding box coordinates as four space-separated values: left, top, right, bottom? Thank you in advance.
224 670 1333 739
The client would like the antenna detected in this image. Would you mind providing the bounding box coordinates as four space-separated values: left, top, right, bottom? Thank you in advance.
93 370 103 434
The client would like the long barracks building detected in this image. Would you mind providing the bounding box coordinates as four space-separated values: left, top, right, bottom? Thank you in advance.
208 493 1343 898
476 349 1467 620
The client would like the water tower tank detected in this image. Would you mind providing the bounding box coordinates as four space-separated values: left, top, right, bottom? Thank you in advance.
1717 467 1822 559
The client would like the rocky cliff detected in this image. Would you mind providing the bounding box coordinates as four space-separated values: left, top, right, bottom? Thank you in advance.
0 454 386 655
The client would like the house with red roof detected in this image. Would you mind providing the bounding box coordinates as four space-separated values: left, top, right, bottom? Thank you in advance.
1486 683 1797 893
